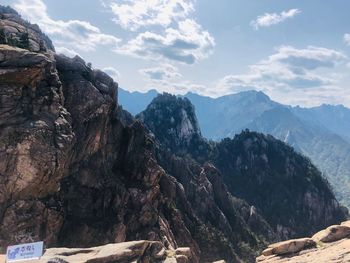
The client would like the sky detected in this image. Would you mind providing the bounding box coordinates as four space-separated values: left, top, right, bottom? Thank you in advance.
3 0 350 107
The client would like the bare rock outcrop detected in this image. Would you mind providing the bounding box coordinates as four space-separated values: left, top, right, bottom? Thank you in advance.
39 241 187 263
0 45 73 247
0 241 192 263
257 239 350 263
257 220 350 262
312 225 350 243
0 5 348 263
0 6 54 52
261 238 316 256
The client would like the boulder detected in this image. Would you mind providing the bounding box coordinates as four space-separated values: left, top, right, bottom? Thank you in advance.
262 238 316 256
312 224 350 243
39 241 168 263
256 239 350 263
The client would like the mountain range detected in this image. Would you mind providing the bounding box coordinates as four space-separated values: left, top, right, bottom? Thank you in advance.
0 5 348 263
119 88 350 207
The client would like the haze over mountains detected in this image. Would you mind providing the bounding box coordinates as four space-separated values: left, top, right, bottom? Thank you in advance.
119 88 350 207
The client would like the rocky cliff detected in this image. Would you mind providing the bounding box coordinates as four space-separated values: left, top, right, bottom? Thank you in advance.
0 6 347 263
0 7 262 263
0 43 207 262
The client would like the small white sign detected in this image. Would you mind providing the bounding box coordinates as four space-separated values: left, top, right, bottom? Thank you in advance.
6 241 43 262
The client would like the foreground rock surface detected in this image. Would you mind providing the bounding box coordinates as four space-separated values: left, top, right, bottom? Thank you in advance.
41 241 187 263
0 5 347 263
257 221 350 262
261 238 316 256
0 241 193 263
312 225 350 243
257 239 350 263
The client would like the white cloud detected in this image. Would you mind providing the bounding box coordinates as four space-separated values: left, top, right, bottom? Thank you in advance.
102 0 215 64
14 0 121 52
138 64 205 94
106 0 194 31
215 46 347 96
344 33 350 45
140 64 182 80
103 67 120 81
134 45 348 105
115 19 215 64
250 9 301 30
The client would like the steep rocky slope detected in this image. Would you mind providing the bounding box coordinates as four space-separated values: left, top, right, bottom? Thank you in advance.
0 43 213 261
0 7 269 263
138 94 347 241
0 6 347 263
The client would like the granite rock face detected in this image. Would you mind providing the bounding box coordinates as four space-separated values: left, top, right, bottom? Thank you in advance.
0 42 236 261
0 42 195 259
311 225 350 243
261 238 316 256
0 7 238 263
0 45 73 247
0 6 54 52
0 6 347 263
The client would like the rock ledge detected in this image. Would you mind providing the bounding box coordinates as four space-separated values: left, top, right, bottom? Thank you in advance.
257 220 350 262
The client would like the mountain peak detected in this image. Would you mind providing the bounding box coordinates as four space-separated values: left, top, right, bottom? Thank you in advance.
230 90 273 103
137 93 202 150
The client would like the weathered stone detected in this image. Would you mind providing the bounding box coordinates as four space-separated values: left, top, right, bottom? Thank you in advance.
0 45 73 248
38 241 169 263
264 238 316 255
312 225 350 243
261 247 274 256
0 5 348 263
256 239 350 263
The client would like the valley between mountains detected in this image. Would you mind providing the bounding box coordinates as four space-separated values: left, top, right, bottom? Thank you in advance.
120 88 350 209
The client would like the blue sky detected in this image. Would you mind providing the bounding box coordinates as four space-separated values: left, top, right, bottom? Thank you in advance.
3 0 350 106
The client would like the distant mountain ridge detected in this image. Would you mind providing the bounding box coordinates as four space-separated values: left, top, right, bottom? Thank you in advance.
1 5 347 263
119 88 350 207
292 104 350 143
118 88 158 115
137 93 346 244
